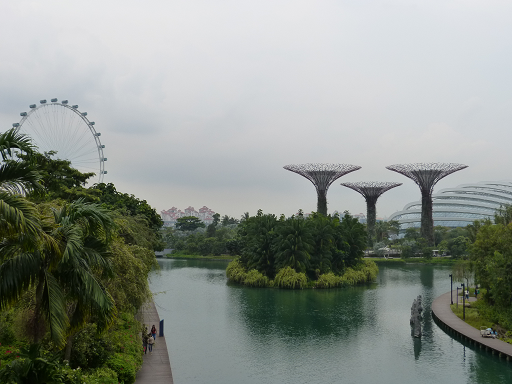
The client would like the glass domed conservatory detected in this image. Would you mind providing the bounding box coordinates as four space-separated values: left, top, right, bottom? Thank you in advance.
389 181 512 232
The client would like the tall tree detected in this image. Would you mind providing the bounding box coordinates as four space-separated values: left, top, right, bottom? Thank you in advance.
275 216 314 273
175 216 206 231
0 199 116 348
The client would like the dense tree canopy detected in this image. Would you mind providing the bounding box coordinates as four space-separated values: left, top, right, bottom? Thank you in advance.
0 128 161 382
238 211 367 279
175 216 206 231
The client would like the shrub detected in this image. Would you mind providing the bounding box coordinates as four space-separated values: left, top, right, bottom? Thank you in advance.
81 367 118 384
226 258 247 283
315 272 343 288
105 353 137 384
315 260 378 288
226 259 272 287
243 270 270 287
274 267 308 289
70 324 111 369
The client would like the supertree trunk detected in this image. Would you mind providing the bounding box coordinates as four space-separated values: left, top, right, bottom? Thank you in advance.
421 191 434 245
366 199 377 245
317 190 328 216
340 182 401 247
386 163 468 247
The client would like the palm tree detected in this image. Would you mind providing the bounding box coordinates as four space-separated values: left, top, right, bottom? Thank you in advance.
275 217 314 273
0 199 116 349
244 213 278 277
310 214 335 274
0 128 41 240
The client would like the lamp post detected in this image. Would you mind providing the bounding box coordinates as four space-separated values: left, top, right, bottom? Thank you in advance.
449 274 453 305
461 283 466 321
456 287 460 309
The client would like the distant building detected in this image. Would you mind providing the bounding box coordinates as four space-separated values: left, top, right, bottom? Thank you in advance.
160 206 216 227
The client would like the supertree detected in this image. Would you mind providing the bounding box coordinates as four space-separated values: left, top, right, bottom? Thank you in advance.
340 182 402 245
386 163 468 245
283 163 361 216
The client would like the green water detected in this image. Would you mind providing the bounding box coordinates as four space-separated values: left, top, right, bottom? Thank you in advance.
150 260 512 384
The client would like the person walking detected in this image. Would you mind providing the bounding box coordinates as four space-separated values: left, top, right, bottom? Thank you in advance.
142 332 149 354
151 324 157 340
148 334 155 354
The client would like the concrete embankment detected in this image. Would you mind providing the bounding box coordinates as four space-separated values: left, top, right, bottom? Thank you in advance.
432 291 512 360
135 301 174 383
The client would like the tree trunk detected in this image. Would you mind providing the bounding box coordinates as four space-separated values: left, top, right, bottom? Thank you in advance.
33 275 46 344
64 333 73 362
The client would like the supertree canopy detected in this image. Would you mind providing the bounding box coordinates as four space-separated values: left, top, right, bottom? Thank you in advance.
386 163 468 245
341 182 402 246
284 163 361 216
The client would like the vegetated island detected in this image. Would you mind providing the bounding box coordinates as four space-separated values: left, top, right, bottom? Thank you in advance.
225 211 378 289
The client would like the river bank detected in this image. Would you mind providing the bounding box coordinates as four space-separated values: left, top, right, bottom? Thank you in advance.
366 256 458 265
135 301 174 384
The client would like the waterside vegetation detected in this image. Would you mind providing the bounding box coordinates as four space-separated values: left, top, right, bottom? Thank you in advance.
226 210 378 289
0 128 162 383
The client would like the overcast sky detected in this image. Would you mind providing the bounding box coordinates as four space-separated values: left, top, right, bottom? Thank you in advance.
1 0 511 219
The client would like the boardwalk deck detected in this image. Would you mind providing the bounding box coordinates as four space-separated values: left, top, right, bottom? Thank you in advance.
431 291 512 360
135 301 174 383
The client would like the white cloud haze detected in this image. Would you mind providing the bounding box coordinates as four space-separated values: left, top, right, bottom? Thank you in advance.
1 0 511 219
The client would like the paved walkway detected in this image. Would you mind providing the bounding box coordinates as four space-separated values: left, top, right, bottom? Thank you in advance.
432 291 512 360
135 301 174 383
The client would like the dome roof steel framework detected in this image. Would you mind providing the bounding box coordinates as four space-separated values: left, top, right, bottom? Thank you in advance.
389 181 512 233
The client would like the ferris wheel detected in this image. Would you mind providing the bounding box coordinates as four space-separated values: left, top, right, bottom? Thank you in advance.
12 99 107 183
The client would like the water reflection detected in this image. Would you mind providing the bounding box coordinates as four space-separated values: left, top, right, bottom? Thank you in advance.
232 285 370 339
151 260 512 384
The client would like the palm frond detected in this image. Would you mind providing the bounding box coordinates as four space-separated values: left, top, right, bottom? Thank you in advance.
40 271 69 347
0 192 41 237
0 128 36 160
0 252 40 310
65 266 116 331
0 161 42 194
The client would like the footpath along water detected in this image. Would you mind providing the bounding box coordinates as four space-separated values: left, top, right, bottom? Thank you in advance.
150 260 512 384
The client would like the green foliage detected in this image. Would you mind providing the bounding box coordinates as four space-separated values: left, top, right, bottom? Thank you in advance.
95 183 163 230
226 259 271 287
69 324 110 369
471 299 512 331
274 267 307 289
243 269 271 288
494 204 512 225
175 216 206 231
275 216 313 273
0 344 64 384
80 367 118 384
20 152 96 203
315 272 343 288
470 222 512 296
237 211 367 280
226 258 248 284
107 238 156 313
105 353 137 384
315 260 378 288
